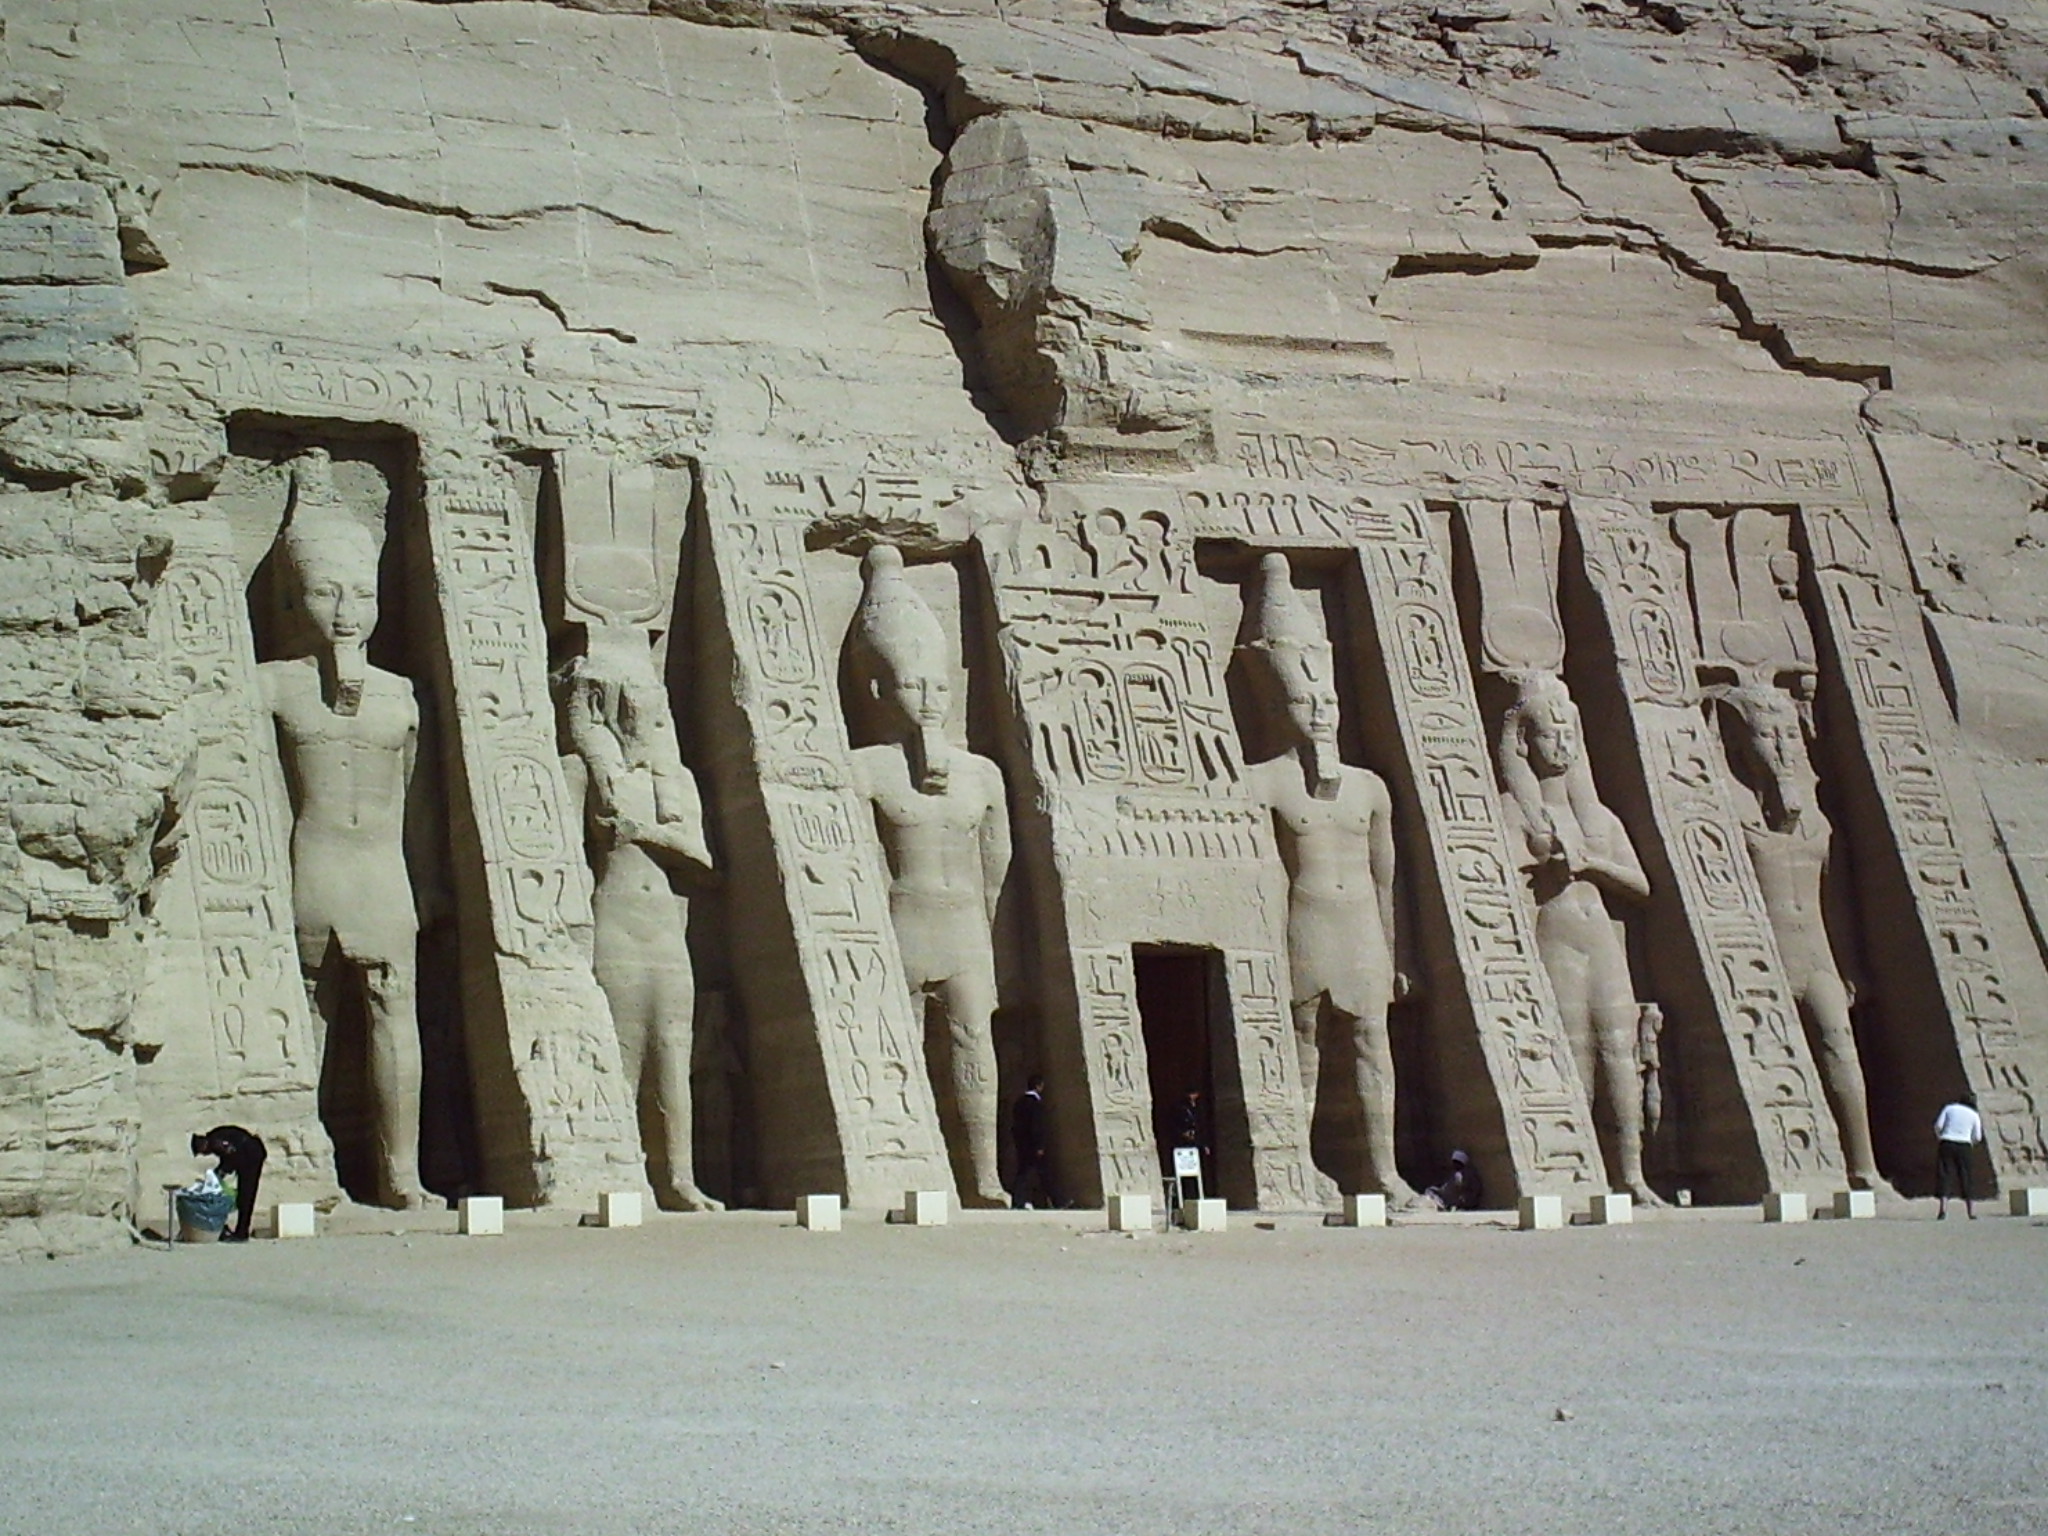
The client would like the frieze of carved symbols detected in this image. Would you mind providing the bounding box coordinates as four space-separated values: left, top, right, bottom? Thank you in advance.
428 474 592 965
986 499 1240 797
1074 948 1153 1187
1800 504 2048 1172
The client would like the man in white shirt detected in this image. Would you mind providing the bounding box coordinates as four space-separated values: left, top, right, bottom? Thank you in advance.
1933 1092 1985 1220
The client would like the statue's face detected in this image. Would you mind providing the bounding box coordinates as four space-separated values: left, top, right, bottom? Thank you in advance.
296 543 379 651
1282 678 1340 749
887 666 951 731
1745 708 1805 780
1525 701 1580 775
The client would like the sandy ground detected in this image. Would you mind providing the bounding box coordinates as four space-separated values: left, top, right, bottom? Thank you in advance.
1 1203 2043 1536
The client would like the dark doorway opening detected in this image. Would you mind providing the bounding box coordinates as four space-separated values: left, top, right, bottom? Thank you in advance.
1134 947 1252 1206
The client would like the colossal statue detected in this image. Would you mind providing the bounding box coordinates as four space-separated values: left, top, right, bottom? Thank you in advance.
1717 682 1887 1193
846 545 1013 1206
1239 554 1415 1204
1497 672 1658 1204
257 449 431 1209
563 634 724 1211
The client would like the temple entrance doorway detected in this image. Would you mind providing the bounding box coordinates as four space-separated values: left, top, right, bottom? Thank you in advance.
1133 947 1253 1207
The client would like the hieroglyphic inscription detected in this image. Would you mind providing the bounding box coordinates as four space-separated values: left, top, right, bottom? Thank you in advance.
427 466 638 1197
1215 419 1863 503
1072 946 1157 1197
1224 950 1319 1210
1801 504 2048 1175
706 466 952 1200
1177 479 1599 1191
1571 499 1842 1184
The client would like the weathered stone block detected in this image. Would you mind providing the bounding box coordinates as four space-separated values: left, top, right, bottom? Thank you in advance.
1180 1197 1226 1232
1763 1191 1809 1224
271 1203 316 1239
2008 1187 2048 1217
1518 1195 1564 1231
796 1193 841 1231
900 1189 949 1226
598 1191 642 1228
1833 1189 1876 1220
1340 1193 1387 1227
459 1196 504 1236
1588 1193 1632 1225
1107 1193 1150 1231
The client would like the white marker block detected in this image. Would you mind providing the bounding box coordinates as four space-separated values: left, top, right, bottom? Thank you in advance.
796 1193 841 1231
1833 1189 1876 1220
598 1191 643 1229
1518 1194 1563 1231
1762 1191 1808 1223
459 1195 504 1236
1588 1193 1633 1226
2008 1187 2048 1217
1180 1198 1227 1232
1107 1193 1151 1232
271 1203 316 1240
1340 1193 1388 1228
902 1190 949 1226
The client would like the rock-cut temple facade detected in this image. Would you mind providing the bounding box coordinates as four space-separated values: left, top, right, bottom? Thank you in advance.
4 0 2048 1255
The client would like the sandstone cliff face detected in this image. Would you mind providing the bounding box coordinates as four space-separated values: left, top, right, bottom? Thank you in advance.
2 0 2044 1251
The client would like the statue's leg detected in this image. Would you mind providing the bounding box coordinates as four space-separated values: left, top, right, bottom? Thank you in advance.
939 969 1006 1206
1593 1002 1659 1204
649 959 722 1212
1803 972 1885 1190
1290 997 1323 1129
361 956 430 1209
1347 1002 1420 1205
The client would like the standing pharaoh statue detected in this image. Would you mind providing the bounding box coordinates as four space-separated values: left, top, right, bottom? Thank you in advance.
562 634 724 1211
1240 555 1416 1204
1497 672 1659 1204
847 545 1013 1207
1718 683 1887 1192
258 449 431 1208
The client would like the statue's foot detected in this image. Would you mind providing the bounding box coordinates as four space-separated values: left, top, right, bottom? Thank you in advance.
1850 1172 1902 1202
662 1183 725 1213
962 1183 1010 1210
1385 1182 1428 1212
1626 1181 1669 1209
391 1186 440 1212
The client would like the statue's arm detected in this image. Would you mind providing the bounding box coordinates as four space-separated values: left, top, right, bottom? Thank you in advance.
564 681 627 837
979 758 1013 929
1818 822 1867 998
403 688 449 924
1369 776 1398 951
1581 807 1651 902
640 765 717 886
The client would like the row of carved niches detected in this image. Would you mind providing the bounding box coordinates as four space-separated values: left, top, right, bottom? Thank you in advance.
148 429 762 1211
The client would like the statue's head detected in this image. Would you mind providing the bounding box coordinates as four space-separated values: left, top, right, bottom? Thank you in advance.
1242 552 1340 753
1723 682 1808 785
282 451 380 653
1505 672 1581 778
849 544 951 737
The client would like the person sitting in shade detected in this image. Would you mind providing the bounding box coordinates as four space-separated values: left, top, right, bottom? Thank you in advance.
1424 1149 1483 1212
192 1125 267 1243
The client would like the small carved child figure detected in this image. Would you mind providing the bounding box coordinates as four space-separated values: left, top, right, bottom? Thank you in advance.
192 1125 267 1243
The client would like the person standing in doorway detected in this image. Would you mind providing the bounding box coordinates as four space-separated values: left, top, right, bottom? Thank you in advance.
1934 1092 1984 1220
1011 1075 1053 1209
192 1125 267 1243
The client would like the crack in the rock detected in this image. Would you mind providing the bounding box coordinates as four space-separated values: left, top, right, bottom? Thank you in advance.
480 282 639 344
1685 181 1994 279
179 161 678 236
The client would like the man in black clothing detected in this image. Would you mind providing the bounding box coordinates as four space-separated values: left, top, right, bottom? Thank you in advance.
192 1125 267 1242
1011 1075 1053 1209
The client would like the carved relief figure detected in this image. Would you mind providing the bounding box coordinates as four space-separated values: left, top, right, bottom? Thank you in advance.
1497 672 1658 1203
1717 683 1886 1191
562 634 723 1211
1240 555 1416 1204
847 545 1013 1206
258 449 431 1209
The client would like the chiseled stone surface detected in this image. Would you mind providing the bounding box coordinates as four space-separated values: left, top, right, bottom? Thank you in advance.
5 0 2048 1253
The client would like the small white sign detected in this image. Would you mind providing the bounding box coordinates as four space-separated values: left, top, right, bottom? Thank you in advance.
1172 1146 1202 1177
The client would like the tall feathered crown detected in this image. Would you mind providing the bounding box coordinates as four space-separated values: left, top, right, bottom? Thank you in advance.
1241 552 1332 690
